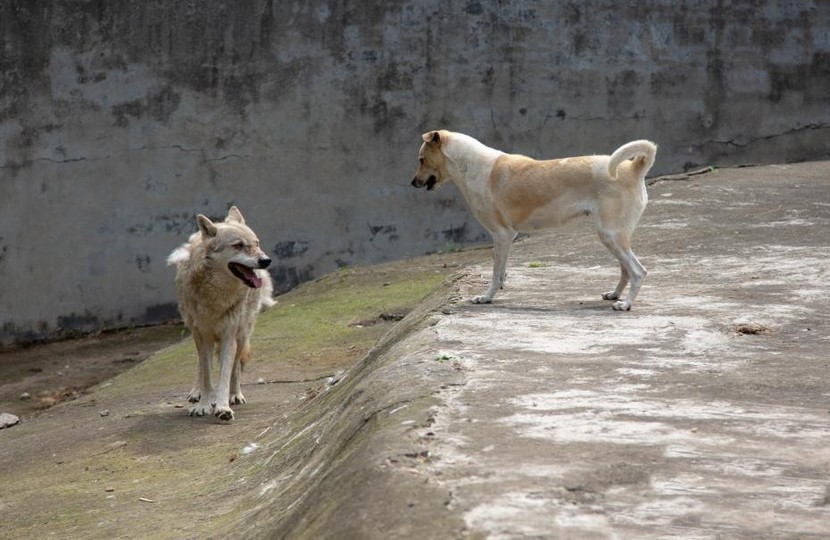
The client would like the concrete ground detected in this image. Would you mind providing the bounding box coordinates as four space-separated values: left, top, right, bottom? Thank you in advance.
251 161 830 539
1 162 828 539
409 162 830 538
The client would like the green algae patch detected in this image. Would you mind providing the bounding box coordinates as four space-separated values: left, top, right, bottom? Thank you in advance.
88 262 452 403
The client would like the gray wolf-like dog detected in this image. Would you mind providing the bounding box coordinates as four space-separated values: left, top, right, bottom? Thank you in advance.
412 130 657 310
167 206 275 421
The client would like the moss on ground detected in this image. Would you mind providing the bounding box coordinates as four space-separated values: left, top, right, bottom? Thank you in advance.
0 249 484 538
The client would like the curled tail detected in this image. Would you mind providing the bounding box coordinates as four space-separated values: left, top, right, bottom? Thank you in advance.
608 140 657 180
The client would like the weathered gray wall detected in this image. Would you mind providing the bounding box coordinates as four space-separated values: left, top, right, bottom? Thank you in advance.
1 0 829 345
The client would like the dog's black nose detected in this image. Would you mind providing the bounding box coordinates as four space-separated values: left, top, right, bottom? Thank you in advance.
259 258 272 269
411 177 420 187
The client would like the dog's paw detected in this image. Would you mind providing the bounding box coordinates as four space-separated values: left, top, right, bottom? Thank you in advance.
612 300 631 311
602 291 619 301
187 388 201 403
471 295 493 304
229 392 247 406
188 402 212 416
214 405 235 422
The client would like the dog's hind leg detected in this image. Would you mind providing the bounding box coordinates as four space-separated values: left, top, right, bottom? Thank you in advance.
212 332 238 421
188 330 215 416
472 229 515 304
602 262 629 302
598 229 646 311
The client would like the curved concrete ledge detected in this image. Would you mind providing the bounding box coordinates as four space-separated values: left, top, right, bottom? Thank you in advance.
236 161 830 538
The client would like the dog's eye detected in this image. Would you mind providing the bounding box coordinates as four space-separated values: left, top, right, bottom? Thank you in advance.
419 158 424 165
232 242 244 250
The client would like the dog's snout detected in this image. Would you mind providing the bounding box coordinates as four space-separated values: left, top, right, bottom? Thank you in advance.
259 257 272 269
411 177 420 187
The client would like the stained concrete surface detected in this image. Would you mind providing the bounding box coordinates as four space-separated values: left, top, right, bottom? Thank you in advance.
414 163 830 537
240 161 830 538
1 162 829 538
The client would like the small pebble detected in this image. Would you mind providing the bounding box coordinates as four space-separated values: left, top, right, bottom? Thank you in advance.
0 412 20 429
100 410 110 417
19 392 31 400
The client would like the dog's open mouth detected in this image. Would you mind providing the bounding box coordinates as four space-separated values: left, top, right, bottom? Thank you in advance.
426 176 437 190
229 263 263 289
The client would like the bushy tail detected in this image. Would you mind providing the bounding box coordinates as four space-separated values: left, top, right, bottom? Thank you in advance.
166 231 201 266
608 140 657 180
166 244 190 266
258 270 277 311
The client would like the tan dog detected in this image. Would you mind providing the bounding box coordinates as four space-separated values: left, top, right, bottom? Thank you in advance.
412 130 657 310
167 206 275 421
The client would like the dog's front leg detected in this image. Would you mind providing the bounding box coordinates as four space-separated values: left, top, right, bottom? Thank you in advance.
187 343 211 402
212 332 238 421
472 230 514 304
188 330 214 417
229 342 249 406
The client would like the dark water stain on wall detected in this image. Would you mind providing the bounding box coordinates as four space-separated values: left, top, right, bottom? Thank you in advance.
127 213 198 236
143 302 178 322
273 241 310 259
770 52 830 104
56 312 102 335
272 264 315 294
0 2 53 120
368 224 398 243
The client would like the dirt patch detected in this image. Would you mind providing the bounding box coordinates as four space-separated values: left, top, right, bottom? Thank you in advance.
0 324 184 417
349 311 409 327
733 322 772 335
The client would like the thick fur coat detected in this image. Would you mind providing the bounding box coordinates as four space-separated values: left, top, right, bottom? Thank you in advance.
167 206 274 421
412 131 657 310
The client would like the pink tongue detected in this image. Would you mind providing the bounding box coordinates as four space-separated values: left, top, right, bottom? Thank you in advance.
239 266 263 288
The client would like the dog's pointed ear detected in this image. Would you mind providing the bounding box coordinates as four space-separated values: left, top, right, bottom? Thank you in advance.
422 131 442 146
226 206 245 224
197 214 218 237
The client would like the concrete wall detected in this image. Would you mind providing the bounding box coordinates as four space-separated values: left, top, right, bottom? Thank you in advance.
1 0 828 345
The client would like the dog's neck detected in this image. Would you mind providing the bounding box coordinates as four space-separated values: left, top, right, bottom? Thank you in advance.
443 132 503 183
